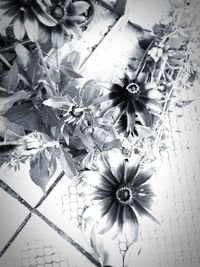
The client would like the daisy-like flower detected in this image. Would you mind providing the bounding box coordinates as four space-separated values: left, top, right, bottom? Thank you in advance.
0 0 57 41
96 71 164 136
50 0 91 47
79 149 158 243
43 80 101 127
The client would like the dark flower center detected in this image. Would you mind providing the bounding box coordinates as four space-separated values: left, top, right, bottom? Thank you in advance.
18 0 30 7
51 5 65 20
70 106 84 118
116 186 133 204
126 82 140 96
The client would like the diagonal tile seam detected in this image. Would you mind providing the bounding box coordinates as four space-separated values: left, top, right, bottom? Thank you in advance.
0 176 101 267
0 171 65 257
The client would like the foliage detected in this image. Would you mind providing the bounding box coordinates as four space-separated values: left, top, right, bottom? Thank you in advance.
0 0 199 265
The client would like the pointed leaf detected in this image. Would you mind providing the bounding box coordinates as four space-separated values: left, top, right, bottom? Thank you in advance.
6 62 19 92
29 150 50 192
15 44 31 70
27 51 43 84
80 80 101 106
57 147 77 178
60 61 82 79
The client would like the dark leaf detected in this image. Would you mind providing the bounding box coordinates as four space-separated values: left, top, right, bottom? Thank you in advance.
27 50 43 84
56 147 77 178
6 62 19 92
29 150 50 192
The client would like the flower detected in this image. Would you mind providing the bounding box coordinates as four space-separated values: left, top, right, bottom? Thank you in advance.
44 80 100 126
97 71 164 136
79 149 158 243
0 0 57 41
50 0 91 47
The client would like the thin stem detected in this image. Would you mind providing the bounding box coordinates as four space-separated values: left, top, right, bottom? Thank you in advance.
0 39 32 54
135 39 155 78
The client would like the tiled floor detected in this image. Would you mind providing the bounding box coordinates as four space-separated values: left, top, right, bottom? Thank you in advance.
0 0 200 267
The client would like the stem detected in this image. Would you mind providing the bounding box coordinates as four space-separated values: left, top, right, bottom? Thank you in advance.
36 42 56 95
135 39 155 78
0 39 32 54
0 53 30 87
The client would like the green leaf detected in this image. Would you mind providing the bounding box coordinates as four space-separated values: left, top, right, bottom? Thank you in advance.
48 148 57 178
4 103 44 132
29 150 50 192
6 62 19 92
15 44 31 70
57 147 77 178
27 51 42 84
60 61 82 79
80 80 101 106
71 1 90 15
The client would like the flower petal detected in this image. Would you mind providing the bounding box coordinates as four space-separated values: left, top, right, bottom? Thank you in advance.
0 7 18 35
97 153 119 186
126 103 136 134
122 205 139 243
82 197 115 231
32 4 57 27
141 98 163 116
132 199 159 224
135 100 152 126
80 171 114 192
132 163 155 187
135 185 154 210
97 200 119 234
13 13 25 40
146 89 163 100
124 153 140 184
24 10 39 42
102 149 125 184
43 97 72 110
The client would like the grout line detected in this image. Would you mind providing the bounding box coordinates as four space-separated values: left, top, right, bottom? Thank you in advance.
79 14 121 71
0 171 64 257
0 213 32 257
33 210 101 267
34 171 65 209
0 180 101 266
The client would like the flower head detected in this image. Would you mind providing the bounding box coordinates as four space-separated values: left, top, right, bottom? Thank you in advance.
50 0 91 47
43 80 101 129
98 71 163 136
79 149 158 243
0 0 57 41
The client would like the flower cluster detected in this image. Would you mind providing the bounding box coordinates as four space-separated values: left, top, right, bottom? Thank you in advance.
0 0 93 46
